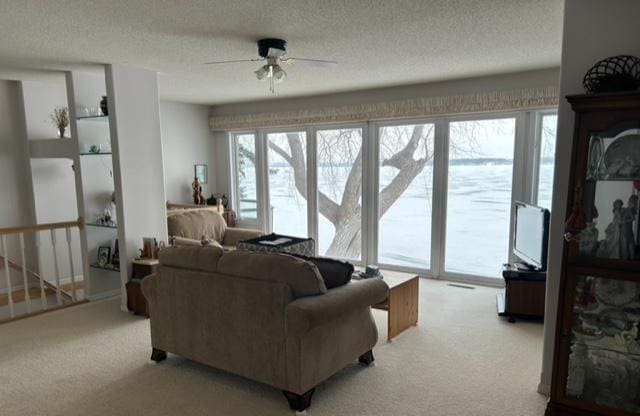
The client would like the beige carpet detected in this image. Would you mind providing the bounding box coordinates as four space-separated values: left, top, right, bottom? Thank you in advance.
0 279 547 415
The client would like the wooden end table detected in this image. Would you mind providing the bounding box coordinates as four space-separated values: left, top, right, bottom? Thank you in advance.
126 258 159 317
369 271 419 341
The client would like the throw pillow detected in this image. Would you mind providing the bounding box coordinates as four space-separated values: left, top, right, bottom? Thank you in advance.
290 254 353 289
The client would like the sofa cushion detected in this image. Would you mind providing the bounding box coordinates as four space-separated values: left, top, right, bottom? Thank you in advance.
159 245 224 273
167 210 227 243
217 250 327 298
289 255 353 289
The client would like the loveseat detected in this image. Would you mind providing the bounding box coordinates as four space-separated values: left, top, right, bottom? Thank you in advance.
141 246 388 411
167 208 261 249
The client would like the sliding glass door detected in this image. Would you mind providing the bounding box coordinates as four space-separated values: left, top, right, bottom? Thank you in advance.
266 131 308 237
444 118 516 278
536 113 558 210
377 123 434 269
316 127 363 261
232 133 258 221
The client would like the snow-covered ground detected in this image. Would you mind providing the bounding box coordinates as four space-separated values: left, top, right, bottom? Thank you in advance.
246 163 553 279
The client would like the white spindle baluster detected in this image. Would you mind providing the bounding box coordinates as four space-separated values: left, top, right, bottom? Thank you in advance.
65 228 77 301
35 232 47 310
19 233 31 314
50 229 62 306
1 235 14 318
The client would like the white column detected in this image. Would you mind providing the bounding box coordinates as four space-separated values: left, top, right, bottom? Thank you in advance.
106 65 167 312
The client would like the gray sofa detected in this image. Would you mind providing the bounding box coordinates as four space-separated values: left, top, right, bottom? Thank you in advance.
141 246 388 411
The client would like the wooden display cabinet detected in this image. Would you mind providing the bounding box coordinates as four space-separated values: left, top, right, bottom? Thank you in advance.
546 92 640 416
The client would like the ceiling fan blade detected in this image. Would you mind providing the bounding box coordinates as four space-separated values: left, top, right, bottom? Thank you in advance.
204 58 263 65
283 57 338 67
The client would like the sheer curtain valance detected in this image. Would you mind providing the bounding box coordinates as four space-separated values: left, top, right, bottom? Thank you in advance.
209 86 559 131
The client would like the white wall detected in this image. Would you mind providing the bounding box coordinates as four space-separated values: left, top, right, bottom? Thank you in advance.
160 101 215 203
539 0 640 395
0 80 37 290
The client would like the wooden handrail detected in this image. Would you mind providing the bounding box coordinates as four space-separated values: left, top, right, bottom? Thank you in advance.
0 218 84 236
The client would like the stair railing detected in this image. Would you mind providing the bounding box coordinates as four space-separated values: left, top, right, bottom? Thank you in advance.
0 218 84 320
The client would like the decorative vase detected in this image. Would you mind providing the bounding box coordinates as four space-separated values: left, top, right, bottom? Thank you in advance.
58 127 66 138
100 96 108 116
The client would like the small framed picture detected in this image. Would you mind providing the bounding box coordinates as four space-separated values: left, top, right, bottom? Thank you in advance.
97 246 111 267
194 164 208 184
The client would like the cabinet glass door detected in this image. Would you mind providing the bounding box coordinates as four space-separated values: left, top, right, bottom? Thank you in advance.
566 274 640 412
580 124 640 261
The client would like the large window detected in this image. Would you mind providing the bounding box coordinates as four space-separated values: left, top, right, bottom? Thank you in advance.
233 133 258 221
229 109 557 282
445 118 516 278
266 131 308 237
316 127 363 261
378 123 434 269
536 114 558 210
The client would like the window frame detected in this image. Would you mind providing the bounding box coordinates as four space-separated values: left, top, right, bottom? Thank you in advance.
531 110 558 208
313 122 368 265
229 130 261 228
440 112 521 284
371 118 438 275
263 127 311 237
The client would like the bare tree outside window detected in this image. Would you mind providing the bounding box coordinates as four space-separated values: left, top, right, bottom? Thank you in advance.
267 124 482 260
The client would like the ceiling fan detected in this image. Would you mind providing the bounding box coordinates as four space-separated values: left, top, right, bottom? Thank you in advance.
205 38 337 93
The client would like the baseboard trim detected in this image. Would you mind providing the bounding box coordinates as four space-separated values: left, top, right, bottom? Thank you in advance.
537 381 550 396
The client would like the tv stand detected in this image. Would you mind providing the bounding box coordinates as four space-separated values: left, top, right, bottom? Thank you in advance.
497 263 546 323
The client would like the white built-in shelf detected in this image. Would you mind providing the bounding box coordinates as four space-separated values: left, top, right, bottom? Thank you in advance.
90 263 120 273
80 152 112 156
86 223 118 229
29 138 75 159
76 115 109 122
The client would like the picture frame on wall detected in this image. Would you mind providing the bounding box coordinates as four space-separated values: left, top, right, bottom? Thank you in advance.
195 164 208 184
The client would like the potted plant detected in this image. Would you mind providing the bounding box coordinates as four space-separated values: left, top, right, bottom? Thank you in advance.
49 107 69 138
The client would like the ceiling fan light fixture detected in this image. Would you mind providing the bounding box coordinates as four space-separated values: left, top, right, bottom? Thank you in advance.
272 64 286 83
254 65 269 80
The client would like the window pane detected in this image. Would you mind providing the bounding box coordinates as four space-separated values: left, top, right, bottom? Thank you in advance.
267 132 308 237
316 128 363 260
378 124 434 268
537 114 557 210
235 134 257 220
445 118 516 278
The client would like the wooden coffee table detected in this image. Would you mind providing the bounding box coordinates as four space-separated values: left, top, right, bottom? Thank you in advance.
369 270 419 341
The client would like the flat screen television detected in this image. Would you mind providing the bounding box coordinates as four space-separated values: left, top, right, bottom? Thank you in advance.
513 202 550 271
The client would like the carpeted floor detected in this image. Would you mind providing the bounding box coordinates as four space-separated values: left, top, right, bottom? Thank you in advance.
0 279 547 415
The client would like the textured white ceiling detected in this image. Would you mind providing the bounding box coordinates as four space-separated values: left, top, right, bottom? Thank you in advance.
0 0 563 105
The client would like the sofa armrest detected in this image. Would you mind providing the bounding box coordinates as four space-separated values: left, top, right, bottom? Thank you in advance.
222 227 263 246
285 278 388 335
140 273 157 301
